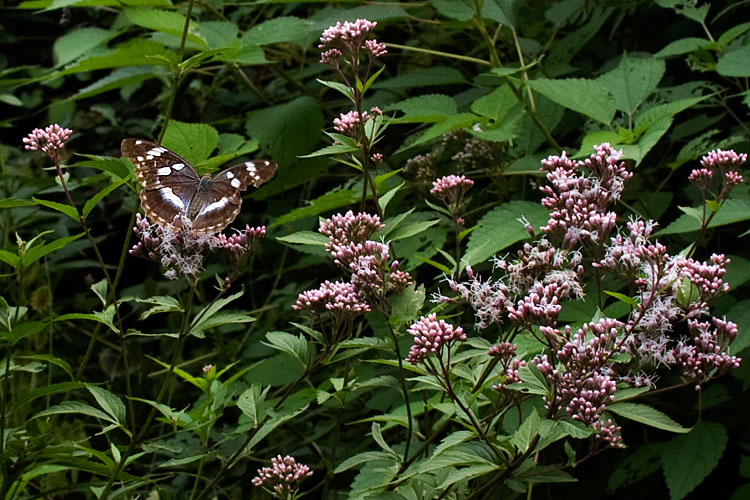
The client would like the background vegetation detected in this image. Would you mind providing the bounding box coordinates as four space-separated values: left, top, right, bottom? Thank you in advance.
1 0 749 499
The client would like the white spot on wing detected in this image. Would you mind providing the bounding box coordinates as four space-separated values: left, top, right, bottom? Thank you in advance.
246 163 256 173
135 140 143 145
146 155 153 160
226 171 234 179
157 167 172 176
160 187 185 210
230 178 241 188
172 163 185 171
136 156 144 161
197 198 229 217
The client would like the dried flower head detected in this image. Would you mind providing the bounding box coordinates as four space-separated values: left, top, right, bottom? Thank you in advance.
23 124 73 159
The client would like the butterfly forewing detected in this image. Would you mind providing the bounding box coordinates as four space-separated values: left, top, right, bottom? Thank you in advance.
121 139 277 233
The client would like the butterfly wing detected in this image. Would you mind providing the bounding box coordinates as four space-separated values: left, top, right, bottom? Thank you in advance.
190 160 278 233
121 139 200 226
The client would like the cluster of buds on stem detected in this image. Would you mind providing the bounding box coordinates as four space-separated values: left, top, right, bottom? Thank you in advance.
251 455 312 499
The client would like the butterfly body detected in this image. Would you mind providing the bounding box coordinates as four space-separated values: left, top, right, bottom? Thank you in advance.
122 139 277 234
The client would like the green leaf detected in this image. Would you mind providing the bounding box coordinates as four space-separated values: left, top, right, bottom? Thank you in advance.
405 113 479 150
272 189 360 227
32 197 79 221
246 96 324 167
237 384 268 428
0 250 20 268
83 176 130 217
662 421 727 500
191 311 255 338
597 53 665 115
21 233 85 267
527 78 616 125
335 451 395 473
91 279 108 307
190 289 244 334
276 231 329 246
15 354 73 379
507 362 548 395
654 37 710 58
656 199 750 235
317 79 355 103
87 385 127 427
718 22 750 47
59 39 178 74
608 443 666 493
261 331 309 367
0 321 47 345
726 299 750 354
72 66 164 102
510 410 541 452
136 295 182 320
386 220 440 242
53 27 114 67
123 7 207 48
162 120 219 166
482 0 516 26
298 142 360 158
389 284 426 327
0 94 23 106
0 198 37 209
431 0 473 21
604 291 638 308
373 67 466 89
378 182 404 213
387 94 457 123
716 46 750 77
241 16 311 46
471 84 518 121
464 201 549 266
75 154 133 179
33 401 117 424
608 402 690 433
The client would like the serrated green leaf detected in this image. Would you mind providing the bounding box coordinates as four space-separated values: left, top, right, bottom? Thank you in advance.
654 37 710 58
608 402 690 433
162 120 219 166
123 7 207 48
510 410 541 452
272 189 360 227
0 321 47 345
33 401 117 424
136 296 182 320
246 96 324 167
0 198 37 209
59 39 178 74
431 0 473 21
464 201 549 266
374 66 466 89
335 451 395 473
386 94 457 123
389 284 425 327
386 219 439 241
72 66 164 102
87 385 127 426
527 78 616 125
242 16 311 46
191 311 254 337
237 385 268 428
716 45 750 77
190 289 244 335
656 199 750 235
53 27 114 67
662 421 727 500
261 331 309 366
597 54 665 114
32 197 79 221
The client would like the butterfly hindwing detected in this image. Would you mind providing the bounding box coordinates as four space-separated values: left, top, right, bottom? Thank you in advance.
121 139 277 233
190 160 278 233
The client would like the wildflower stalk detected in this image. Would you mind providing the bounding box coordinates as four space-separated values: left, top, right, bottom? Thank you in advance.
157 0 195 144
385 321 413 461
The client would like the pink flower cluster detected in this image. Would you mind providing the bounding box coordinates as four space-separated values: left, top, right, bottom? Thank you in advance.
430 175 474 207
294 211 412 330
406 313 466 364
251 455 312 497
689 149 746 202
23 124 73 158
319 19 387 66
540 143 632 249
332 107 381 137
130 214 266 280
533 318 622 443
488 342 526 390
673 317 741 389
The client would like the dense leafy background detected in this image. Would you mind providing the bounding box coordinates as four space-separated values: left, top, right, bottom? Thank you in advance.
1 0 749 499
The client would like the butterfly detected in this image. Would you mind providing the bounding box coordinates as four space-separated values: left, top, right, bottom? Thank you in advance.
121 139 277 234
